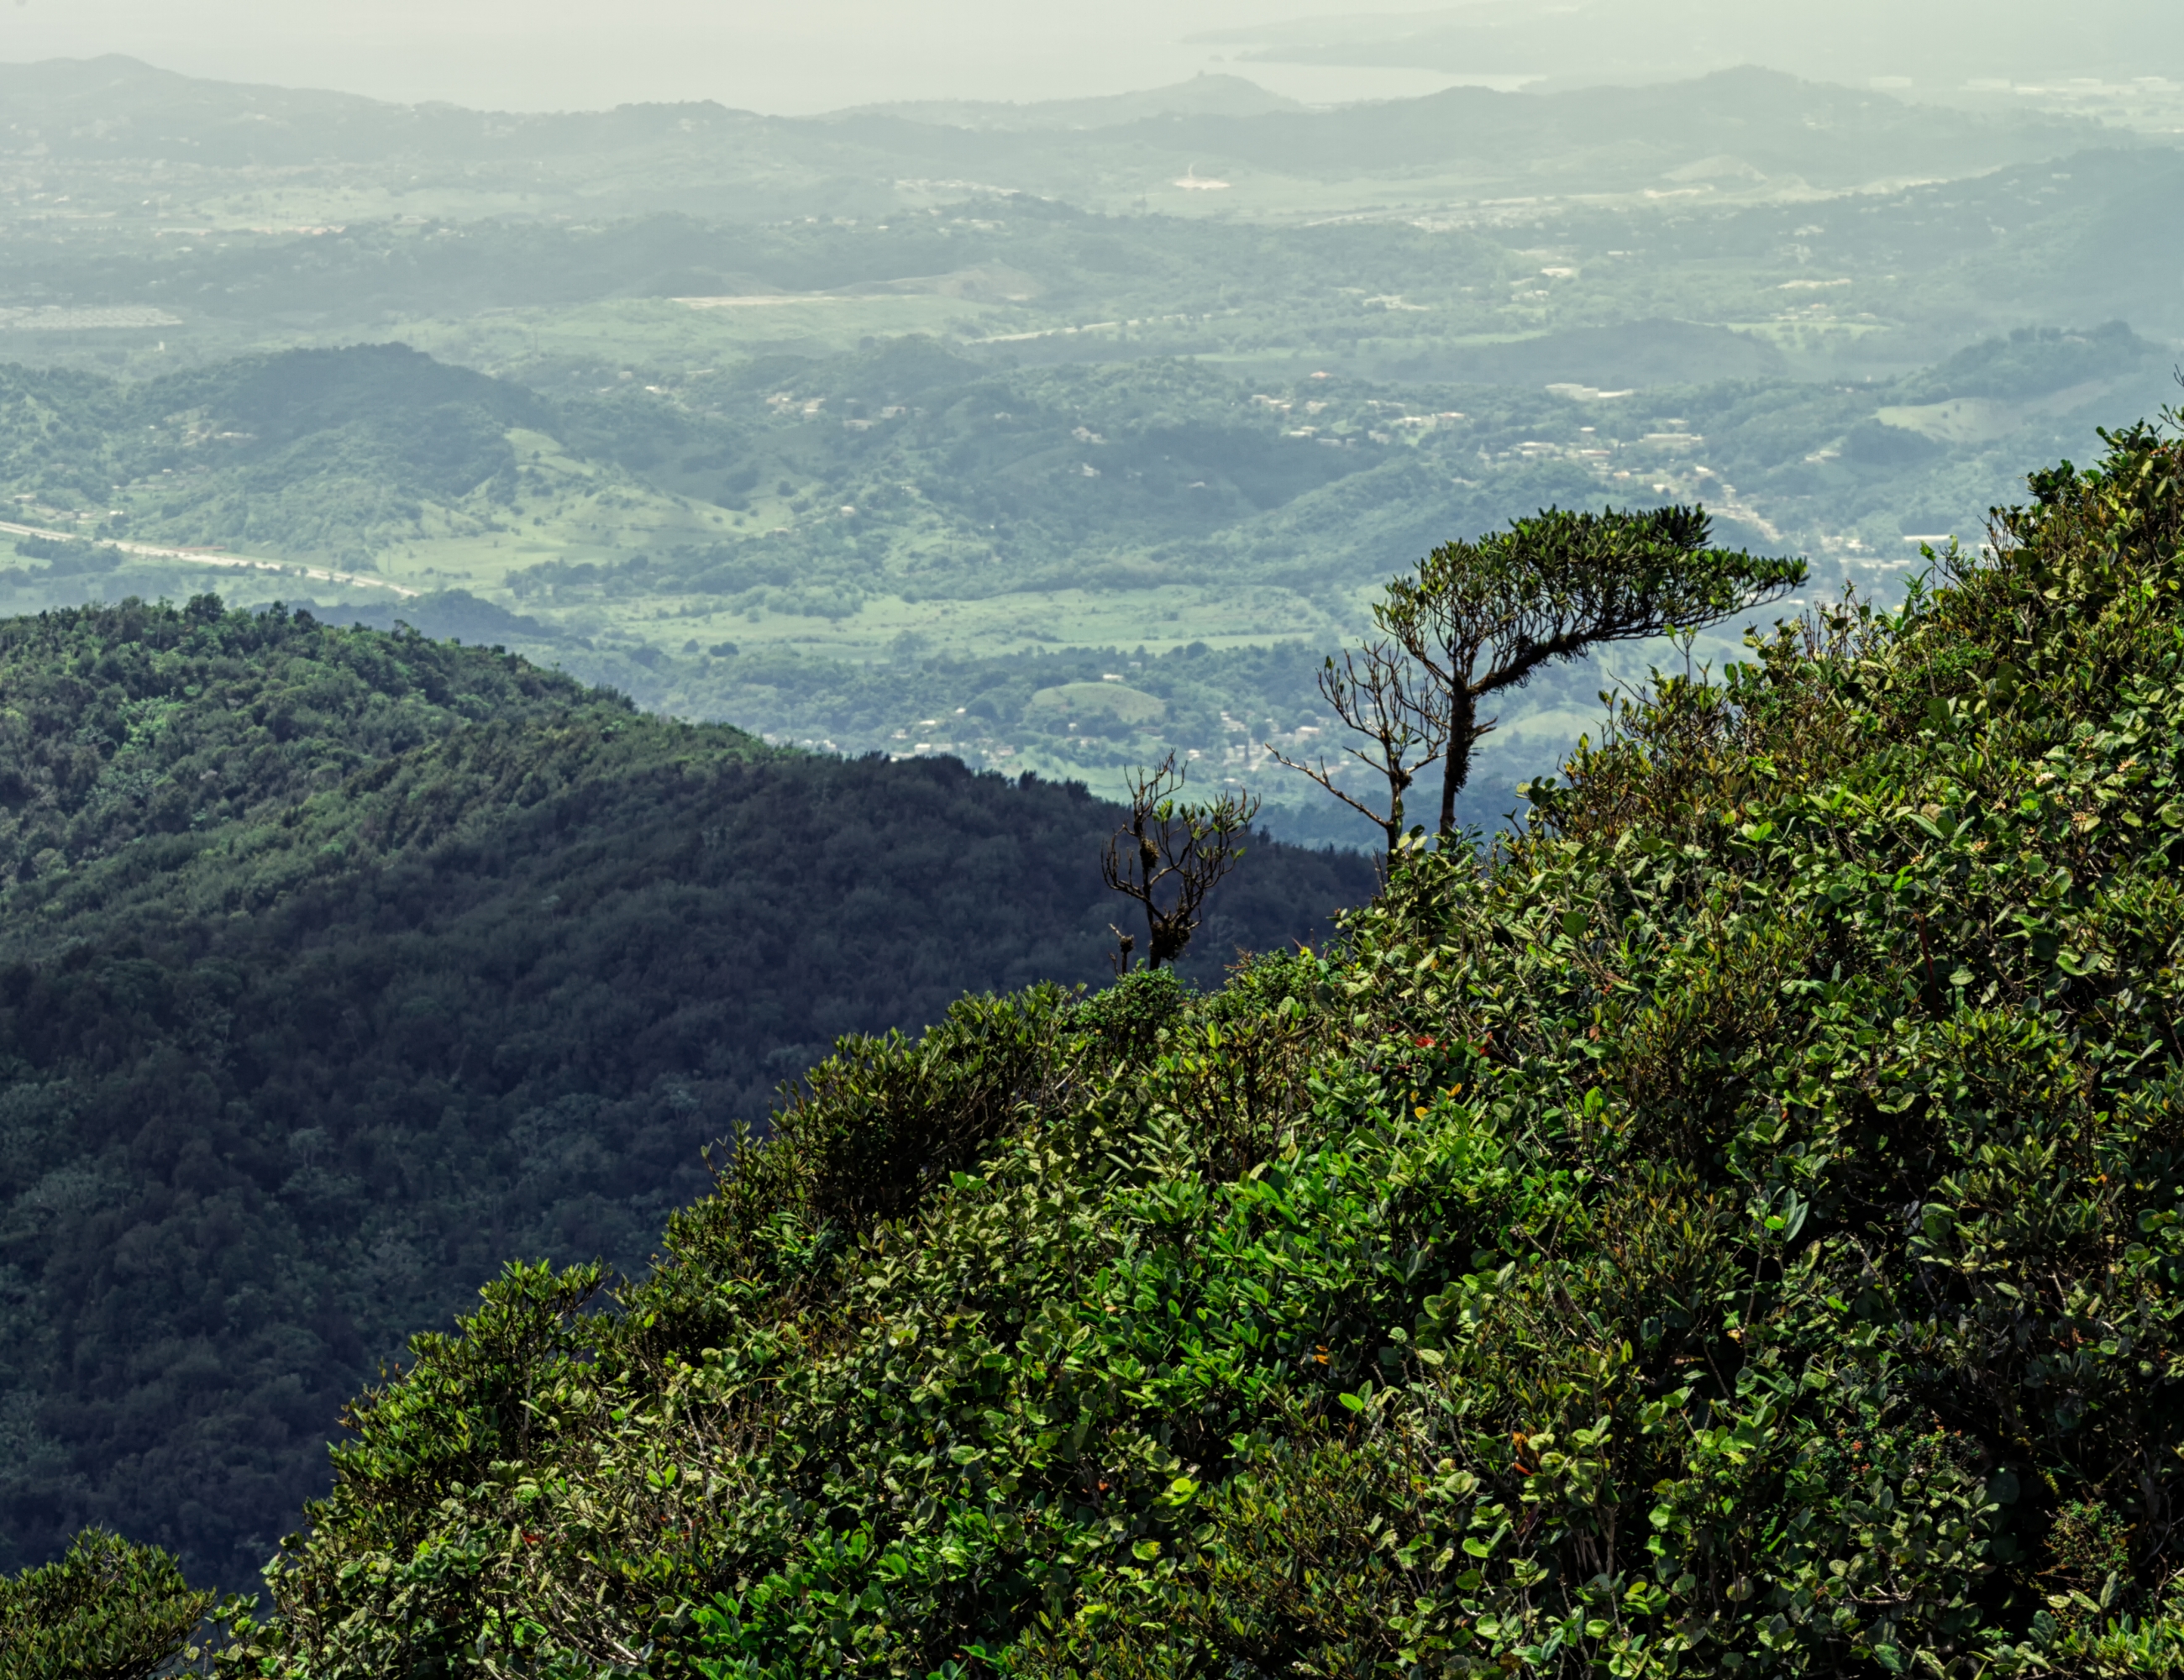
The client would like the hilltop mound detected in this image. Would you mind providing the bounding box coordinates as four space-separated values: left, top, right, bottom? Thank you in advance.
224 417 2184 1675
1 344 541 556
0 596 1370 1589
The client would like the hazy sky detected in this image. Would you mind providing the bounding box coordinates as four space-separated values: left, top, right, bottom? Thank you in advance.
6 1 2174 115
0 0 1472 113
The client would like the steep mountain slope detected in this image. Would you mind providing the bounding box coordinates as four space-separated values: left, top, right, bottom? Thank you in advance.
223 416 2184 1675
0 596 1372 1590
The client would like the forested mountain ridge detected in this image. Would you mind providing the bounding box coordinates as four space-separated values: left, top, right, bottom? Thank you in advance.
0 588 597 888
186 416 2184 1676
0 595 1372 1591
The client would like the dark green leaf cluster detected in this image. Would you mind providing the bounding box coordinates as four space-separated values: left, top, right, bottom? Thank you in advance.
202 416 2184 1676
10 534 127 573
1463 503 1804 629
0 1527 213 1680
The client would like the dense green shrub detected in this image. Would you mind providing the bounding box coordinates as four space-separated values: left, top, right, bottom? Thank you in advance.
0 1528 213 1680
199 417 2184 1673
11 534 124 572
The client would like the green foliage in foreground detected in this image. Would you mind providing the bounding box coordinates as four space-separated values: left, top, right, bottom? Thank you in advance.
213 418 2184 1675
0 1527 213 1680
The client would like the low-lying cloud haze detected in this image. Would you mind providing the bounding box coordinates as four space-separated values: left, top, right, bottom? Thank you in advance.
2 0 2181 114
0 0 1461 113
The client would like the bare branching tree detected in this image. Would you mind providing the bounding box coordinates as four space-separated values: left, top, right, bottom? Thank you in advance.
1378 504 1807 835
1268 638 1447 863
1102 753 1263 972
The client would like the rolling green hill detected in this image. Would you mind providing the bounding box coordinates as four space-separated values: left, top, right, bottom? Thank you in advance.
1 328 2175 841
7 327 2166 624
1203 0 2184 93
0 346 540 553
0 595 1372 1591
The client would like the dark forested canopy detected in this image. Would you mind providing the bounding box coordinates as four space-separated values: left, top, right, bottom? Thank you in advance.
0 596 1372 1589
0 590 605 886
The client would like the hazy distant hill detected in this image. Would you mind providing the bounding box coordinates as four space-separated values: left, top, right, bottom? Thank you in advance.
840 73 1306 131
0 46 2176 830
1402 318 1791 387
1195 0 2184 90
0 56 2112 213
3 328 2173 837
5 327 2165 594
1047 67 2117 191
0 346 542 552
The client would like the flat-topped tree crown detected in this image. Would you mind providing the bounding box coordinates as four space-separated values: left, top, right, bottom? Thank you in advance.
1382 503 1807 833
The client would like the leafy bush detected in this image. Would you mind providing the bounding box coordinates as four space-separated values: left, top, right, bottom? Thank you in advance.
208 418 2184 1673
0 1528 213 1680
12 533 125 572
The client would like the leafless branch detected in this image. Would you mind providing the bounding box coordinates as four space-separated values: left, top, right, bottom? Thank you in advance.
1101 753 1263 970
1268 638 1446 864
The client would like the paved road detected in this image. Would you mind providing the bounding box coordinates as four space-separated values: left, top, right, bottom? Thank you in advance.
0 519 420 600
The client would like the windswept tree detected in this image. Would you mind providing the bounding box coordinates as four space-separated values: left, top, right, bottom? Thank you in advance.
1376 503 1806 835
1101 753 1262 972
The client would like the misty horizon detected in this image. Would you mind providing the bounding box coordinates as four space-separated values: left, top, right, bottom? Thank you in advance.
2 0 2182 118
